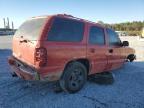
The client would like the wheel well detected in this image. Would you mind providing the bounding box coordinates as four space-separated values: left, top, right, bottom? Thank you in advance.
64 59 90 74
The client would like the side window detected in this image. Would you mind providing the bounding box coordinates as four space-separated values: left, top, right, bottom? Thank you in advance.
89 26 105 45
47 17 84 42
107 28 121 46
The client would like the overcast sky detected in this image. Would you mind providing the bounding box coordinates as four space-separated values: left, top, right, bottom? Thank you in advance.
0 0 144 29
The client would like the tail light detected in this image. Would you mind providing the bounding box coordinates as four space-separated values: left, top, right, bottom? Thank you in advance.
35 47 47 67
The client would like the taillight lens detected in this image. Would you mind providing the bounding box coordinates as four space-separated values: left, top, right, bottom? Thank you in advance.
35 47 47 67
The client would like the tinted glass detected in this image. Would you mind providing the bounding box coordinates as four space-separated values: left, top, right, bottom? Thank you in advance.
48 17 84 42
15 18 46 40
107 28 121 46
89 26 105 45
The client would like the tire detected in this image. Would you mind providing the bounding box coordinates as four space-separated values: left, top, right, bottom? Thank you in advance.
88 72 114 85
127 54 136 62
60 62 87 93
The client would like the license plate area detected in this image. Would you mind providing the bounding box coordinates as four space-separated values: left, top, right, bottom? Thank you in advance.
15 60 36 75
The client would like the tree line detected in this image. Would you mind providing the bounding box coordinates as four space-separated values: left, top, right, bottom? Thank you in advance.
102 21 144 36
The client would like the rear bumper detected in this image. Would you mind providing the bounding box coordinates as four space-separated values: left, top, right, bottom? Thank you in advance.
8 56 39 80
8 56 63 81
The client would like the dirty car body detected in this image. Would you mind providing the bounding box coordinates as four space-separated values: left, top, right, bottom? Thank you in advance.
8 14 135 92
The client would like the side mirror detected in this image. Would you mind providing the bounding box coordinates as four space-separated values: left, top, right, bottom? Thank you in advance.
122 41 129 46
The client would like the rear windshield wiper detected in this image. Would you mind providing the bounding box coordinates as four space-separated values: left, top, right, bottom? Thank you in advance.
20 39 27 43
19 36 33 43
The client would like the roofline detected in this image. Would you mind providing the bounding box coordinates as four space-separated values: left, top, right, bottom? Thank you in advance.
30 14 104 27
56 14 104 27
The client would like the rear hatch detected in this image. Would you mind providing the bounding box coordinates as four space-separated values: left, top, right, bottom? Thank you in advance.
13 17 47 67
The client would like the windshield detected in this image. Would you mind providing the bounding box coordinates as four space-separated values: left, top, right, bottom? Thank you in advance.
15 18 47 40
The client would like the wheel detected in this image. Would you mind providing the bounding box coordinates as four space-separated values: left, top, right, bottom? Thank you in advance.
60 62 87 93
88 72 114 85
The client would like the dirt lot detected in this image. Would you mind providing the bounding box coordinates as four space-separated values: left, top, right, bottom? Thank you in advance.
0 36 144 108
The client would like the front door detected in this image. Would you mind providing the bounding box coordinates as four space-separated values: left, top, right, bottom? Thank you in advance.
106 28 125 70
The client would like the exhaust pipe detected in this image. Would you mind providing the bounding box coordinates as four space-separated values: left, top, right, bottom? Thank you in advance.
11 72 18 77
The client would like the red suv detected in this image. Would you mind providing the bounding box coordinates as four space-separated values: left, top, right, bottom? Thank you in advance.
8 14 135 93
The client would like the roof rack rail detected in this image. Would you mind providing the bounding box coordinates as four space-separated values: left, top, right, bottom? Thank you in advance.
57 14 84 21
57 14 102 26
57 14 74 17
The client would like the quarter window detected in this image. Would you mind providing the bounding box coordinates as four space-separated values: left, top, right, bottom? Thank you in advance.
47 17 84 42
89 26 105 45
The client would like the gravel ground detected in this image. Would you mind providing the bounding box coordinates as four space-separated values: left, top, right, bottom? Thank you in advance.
0 36 144 108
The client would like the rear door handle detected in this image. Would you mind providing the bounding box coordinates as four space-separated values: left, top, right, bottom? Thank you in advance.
109 49 113 53
90 48 95 53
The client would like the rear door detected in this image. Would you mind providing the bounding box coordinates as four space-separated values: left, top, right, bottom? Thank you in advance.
106 28 125 70
41 17 86 76
87 25 108 74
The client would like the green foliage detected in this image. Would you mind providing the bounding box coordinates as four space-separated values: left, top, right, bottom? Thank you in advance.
127 31 141 36
105 21 144 36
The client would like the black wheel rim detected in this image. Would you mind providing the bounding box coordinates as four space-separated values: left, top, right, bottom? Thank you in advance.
68 68 84 90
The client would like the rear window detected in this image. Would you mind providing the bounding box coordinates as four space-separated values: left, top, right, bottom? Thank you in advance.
15 18 46 40
47 17 84 42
